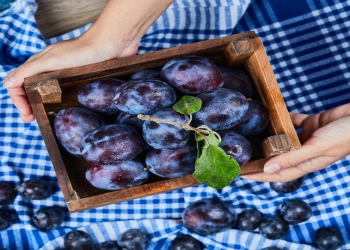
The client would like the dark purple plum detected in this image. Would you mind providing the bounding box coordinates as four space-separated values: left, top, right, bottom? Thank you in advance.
85 159 149 190
145 142 197 178
64 230 93 250
280 199 312 224
78 78 124 114
192 88 249 130
237 209 263 232
114 78 177 115
118 228 149 250
182 197 237 235
54 107 105 156
170 234 204 250
116 112 144 133
32 206 65 231
160 55 224 94
20 179 52 200
269 177 303 194
130 68 161 80
315 227 344 250
231 100 270 136
115 112 150 151
81 124 144 165
218 130 252 166
219 66 254 98
93 241 120 250
0 209 11 231
259 216 289 240
142 108 190 149
0 182 17 205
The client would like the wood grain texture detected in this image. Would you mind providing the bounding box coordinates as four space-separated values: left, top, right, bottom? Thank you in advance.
35 0 108 38
244 37 301 150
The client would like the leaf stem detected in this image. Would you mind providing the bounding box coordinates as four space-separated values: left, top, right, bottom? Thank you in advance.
137 114 211 135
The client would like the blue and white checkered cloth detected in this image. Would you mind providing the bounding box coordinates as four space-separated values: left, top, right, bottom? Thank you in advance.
1 0 349 249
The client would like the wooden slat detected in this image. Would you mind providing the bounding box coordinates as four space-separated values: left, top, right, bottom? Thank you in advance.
66 158 269 212
25 90 77 203
244 37 301 150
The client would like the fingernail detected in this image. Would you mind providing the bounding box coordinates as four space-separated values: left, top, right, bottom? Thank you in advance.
264 162 282 174
4 76 16 88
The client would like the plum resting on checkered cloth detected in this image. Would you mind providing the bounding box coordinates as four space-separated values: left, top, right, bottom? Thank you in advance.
64 229 93 249
0 182 17 205
0 209 11 231
170 234 204 250
280 199 312 224
237 208 263 232
20 179 52 200
258 216 289 240
182 197 237 235
315 227 344 250
92 240 120 250
269 177 304 194
118 228 149 250
32 206 65 231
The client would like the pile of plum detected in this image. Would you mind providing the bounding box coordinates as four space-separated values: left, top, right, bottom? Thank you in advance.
0 179 344 249
0 179 68 232
61 228 149 250
45 178 344 250
53 55 270 191
178 178 344 250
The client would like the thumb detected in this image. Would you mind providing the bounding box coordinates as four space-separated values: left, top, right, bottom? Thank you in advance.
264 144 321 174
3 47 50 88
4 60 40 88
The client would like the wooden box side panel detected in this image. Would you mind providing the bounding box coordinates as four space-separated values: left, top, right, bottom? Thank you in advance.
244 37 301 150
25 90 77 203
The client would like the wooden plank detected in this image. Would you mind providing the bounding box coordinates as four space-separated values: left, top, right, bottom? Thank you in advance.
25 89 77 203
66 158 268 213
244 37 301 150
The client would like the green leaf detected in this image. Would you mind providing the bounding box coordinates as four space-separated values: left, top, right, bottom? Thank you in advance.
195 125 221 146
192 145 240 189
172 96 202 115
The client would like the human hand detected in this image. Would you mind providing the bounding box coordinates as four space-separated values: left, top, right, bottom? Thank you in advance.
242 103 350 182
3 0 174 123
4 37 139 122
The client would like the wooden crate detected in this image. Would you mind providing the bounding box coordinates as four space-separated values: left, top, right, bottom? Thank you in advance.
24 31 300 213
